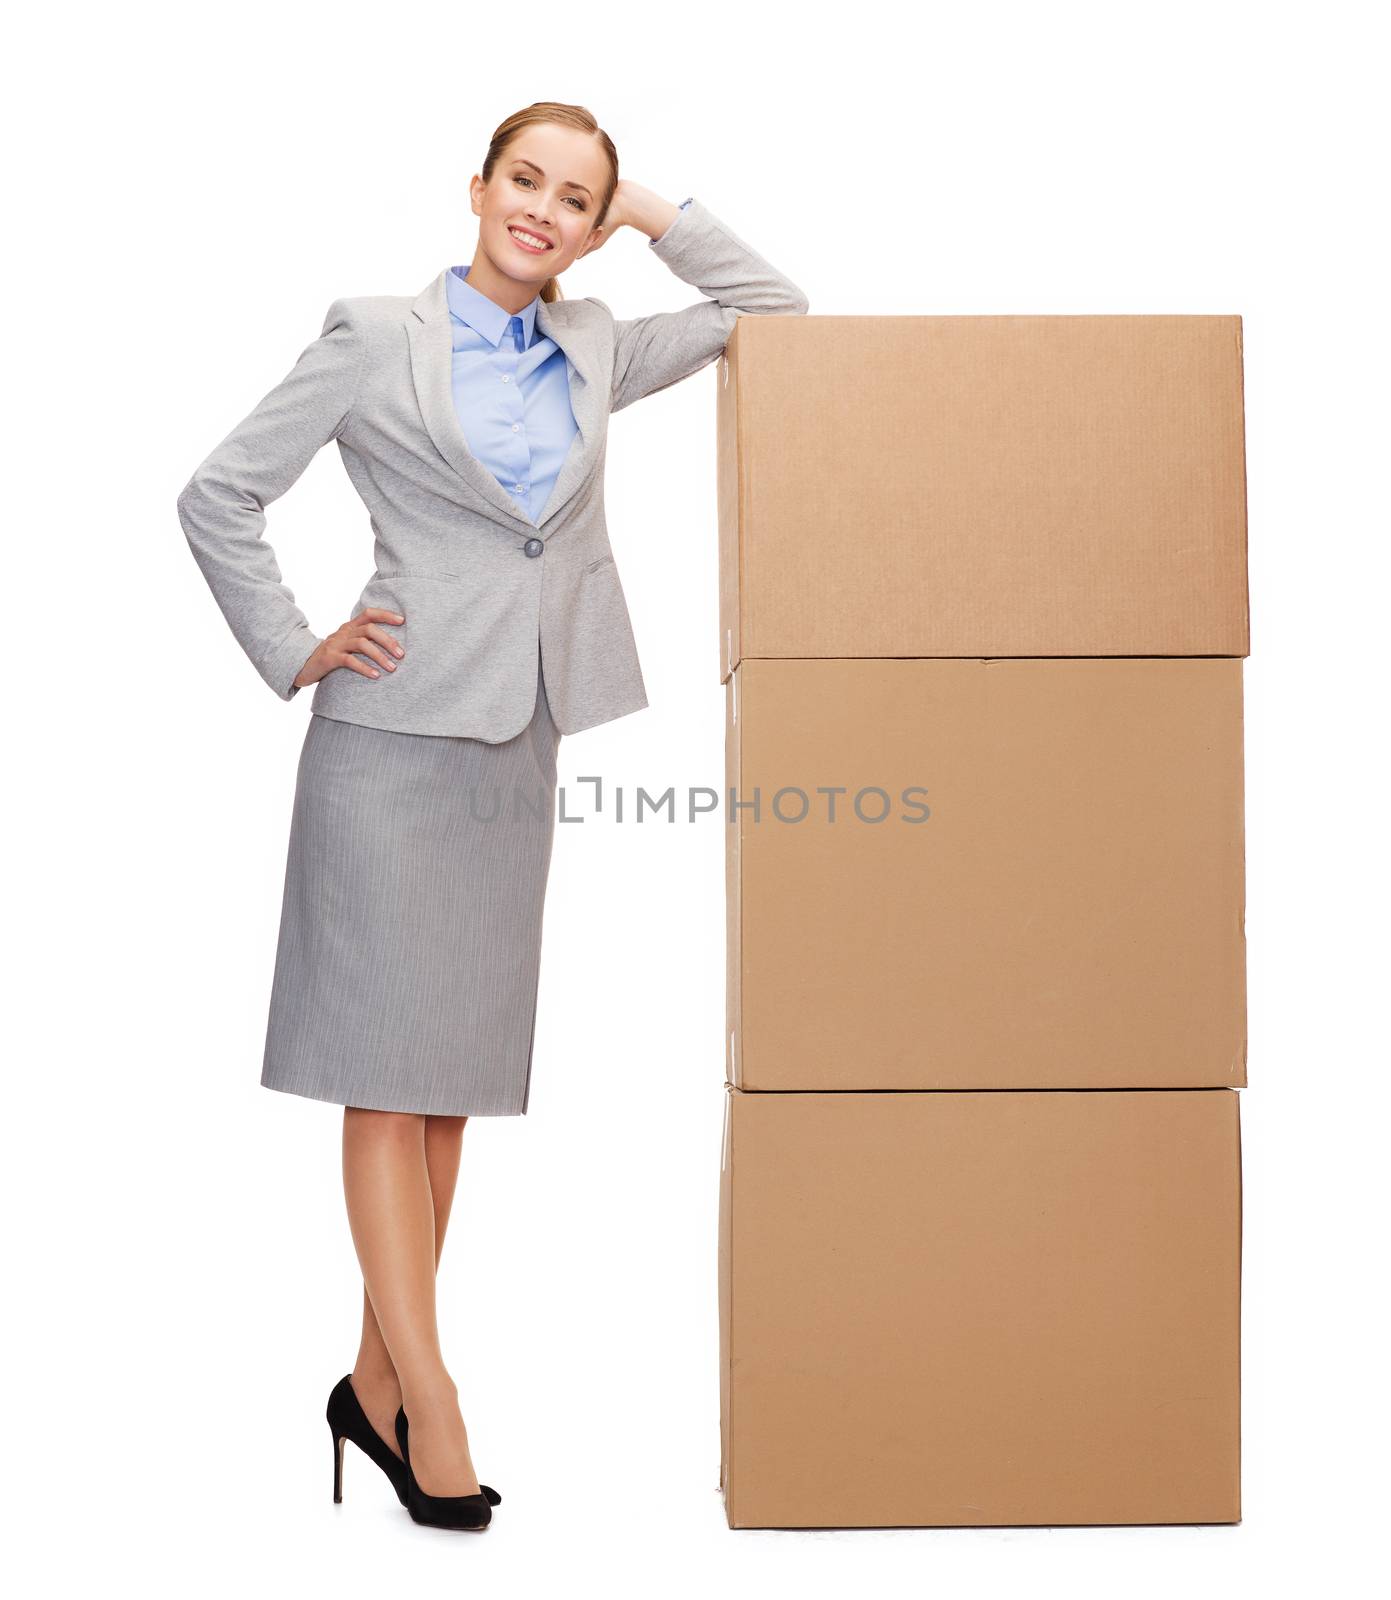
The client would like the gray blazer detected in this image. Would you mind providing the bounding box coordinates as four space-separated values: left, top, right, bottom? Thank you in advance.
177 197 808 739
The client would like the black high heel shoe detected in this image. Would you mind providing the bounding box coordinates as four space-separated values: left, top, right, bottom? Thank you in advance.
395 1406 494 1531
326 1376 501 1511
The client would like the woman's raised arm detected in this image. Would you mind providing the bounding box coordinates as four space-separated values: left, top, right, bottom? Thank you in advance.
595 196 808 414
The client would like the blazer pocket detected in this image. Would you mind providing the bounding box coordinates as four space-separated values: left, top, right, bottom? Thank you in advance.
375 567 469 586
584 554 616 574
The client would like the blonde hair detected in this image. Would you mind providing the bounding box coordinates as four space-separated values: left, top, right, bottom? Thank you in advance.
480 102 619 303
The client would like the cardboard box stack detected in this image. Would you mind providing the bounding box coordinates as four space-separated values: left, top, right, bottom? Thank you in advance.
715 315 1248 1529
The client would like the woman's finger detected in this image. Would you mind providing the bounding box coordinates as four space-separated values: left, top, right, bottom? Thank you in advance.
361 621 405 659
350 636 397 672
336 648 383 680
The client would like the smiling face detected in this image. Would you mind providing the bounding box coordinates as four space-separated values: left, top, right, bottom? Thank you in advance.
466 122 612 311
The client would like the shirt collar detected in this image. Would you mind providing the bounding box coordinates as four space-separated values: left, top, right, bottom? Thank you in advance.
445 265 539 349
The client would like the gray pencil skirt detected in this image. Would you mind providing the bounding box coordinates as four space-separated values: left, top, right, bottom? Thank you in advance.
261 654 561 1117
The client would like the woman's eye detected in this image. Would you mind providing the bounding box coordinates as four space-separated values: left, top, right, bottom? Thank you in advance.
513 174 584 211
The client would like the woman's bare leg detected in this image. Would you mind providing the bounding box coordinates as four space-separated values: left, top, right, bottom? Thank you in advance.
342 1109 479 1495
348 1115 467 1459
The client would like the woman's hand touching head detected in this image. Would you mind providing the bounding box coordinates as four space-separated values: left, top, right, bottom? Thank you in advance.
577 181 681 259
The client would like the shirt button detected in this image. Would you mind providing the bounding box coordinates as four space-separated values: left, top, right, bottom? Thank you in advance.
501 375 510 383
514 483 525 493
523 537 543 558
513 423 521 431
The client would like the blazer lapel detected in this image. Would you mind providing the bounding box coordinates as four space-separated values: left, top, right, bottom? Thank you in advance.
407 270 603 534
408 271 531 526
535 297 604 528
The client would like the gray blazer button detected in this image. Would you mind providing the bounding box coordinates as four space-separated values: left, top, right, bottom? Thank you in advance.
523 537 544 557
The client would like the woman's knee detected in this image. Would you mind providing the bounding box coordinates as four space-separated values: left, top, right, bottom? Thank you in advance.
344 1106 427 1144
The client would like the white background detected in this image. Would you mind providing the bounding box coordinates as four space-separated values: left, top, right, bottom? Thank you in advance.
9 0 1387 1593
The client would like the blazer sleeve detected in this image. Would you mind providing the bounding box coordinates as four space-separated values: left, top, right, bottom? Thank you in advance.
176 298 369 701
598 196 809 414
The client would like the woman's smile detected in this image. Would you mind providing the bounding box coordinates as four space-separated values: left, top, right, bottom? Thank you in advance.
507 225 554 254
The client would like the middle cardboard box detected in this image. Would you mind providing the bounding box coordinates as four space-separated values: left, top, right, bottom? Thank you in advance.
725 656 1246 1092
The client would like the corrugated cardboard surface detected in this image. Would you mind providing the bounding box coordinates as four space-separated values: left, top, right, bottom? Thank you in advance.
716 315 1249 675
718 1086 1242 1528
724 672 742 1089
727 658 1247 1091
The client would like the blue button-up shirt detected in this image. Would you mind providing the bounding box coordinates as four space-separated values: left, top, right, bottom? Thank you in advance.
446 198 692 524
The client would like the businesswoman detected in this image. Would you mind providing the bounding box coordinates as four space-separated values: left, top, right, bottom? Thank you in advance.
178 101 808 1532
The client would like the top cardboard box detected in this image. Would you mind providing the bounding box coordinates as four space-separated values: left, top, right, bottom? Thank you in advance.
716 316 1249 674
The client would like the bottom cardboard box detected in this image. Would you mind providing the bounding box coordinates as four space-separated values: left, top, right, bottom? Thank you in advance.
718 1087 1241 1528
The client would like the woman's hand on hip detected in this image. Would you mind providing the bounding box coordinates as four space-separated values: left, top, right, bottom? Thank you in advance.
293 607 406 689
